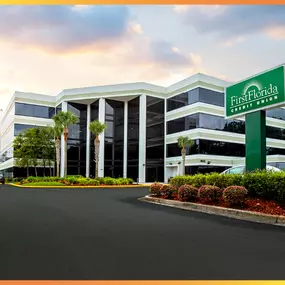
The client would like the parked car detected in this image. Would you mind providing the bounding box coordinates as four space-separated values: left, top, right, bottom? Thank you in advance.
0 173 5 184
220 165 282 175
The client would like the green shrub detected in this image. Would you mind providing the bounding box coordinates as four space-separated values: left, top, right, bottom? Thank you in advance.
170 171 285 203
199 185 222 201
178 184 198 202
223 186 248 206
103 177 115 185
149 182 162 195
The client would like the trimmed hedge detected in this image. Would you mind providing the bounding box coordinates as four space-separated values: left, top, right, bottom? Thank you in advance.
199 185 222 202
178 184 198 202
17 176 134 186
170 171 285 203
223 186 248 206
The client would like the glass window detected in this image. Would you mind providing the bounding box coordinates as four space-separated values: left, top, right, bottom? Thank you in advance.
167 112 285 140
14 124 36 136
228 166 245 174
266 108 285 121
199 88 224 107
167 87 224 112
91 100 99 121
146 96 165 182
167 114 198 135
15 102 55 119
66 102 87 176
103 99 124 178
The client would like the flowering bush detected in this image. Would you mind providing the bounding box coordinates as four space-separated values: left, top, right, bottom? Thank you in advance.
149 182 163 195
223 186 248 206
178 184 198 202
199 185 223 202
159 184 178 198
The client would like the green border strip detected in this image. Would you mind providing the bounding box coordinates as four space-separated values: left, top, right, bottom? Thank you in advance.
8 183 150 188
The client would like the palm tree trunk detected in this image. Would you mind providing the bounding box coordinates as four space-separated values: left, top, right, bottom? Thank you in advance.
95 136 100 178
64 127 68 177
55 137 60 177
181 147 186 176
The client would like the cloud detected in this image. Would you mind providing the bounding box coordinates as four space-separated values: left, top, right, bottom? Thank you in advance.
128 22 143 34
181 5 285 41
0 5 130 53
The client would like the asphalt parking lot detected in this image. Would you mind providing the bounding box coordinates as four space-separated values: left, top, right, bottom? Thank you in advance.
0 184 285 280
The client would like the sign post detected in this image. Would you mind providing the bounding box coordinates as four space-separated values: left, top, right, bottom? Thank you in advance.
225 65 285 172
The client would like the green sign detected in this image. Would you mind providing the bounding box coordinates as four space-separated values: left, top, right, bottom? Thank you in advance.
225 65 285 119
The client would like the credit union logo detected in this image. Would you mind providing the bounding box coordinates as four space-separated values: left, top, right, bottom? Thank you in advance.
230 81 279 113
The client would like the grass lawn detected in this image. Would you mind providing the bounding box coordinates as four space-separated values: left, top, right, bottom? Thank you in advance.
22 182 65 186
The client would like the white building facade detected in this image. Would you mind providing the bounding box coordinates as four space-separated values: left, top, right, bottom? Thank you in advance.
1 73 285 182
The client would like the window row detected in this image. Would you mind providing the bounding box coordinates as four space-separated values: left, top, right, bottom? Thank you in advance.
167 113 285 140
166 139 285 158
15 103 55 119
166 87 285 120
167 87 224 112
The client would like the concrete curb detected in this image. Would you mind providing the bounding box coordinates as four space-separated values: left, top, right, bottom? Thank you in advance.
139 195 285 227
8 183 150 189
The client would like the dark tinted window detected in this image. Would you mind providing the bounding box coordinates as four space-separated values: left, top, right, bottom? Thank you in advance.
104 99 124 178
14 124 35 136
167 113 285 140
167 114 198 134
15 102 55 119
91 100 99 121
166 139 245 157
167 139 285 158
146 96 165 182
66 102 87 176
266 108 285 120
167 87 224 112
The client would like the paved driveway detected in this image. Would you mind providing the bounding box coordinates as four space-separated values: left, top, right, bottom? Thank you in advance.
0 184 285 279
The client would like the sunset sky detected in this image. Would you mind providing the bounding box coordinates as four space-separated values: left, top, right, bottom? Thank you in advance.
0 5 285 110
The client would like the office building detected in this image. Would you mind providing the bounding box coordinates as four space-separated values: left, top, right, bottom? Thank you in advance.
1 73 285 182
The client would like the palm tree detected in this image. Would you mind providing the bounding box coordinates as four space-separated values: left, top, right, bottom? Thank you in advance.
52 111 79 177
89 120 107 178
177 136 194 176
47 124 63 177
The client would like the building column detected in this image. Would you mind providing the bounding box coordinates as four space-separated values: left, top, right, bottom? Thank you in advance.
98 98 105 177
138 94 146 183
60 101 67 177
86 103 91 178
164 98 167 183
123 101 128 178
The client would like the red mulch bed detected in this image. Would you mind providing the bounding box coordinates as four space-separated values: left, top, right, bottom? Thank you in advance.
157 195 285 216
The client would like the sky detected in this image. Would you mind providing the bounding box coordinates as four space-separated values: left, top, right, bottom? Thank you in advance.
0 5 285 110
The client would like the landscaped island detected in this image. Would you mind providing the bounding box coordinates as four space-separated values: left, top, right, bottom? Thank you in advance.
8 176 134 187
149 171 285 216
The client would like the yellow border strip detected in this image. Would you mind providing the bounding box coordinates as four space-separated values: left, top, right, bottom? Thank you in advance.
8 183 150 188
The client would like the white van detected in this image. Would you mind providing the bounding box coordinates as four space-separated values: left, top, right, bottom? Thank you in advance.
220 165 282 175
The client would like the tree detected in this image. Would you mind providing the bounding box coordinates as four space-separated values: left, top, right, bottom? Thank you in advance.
52 111 79 177
46 124 63 177
13 126 55 177
39 126 56 176
13 133 32 177
24 128 42 176
177 136 194 176
89 120 107 178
